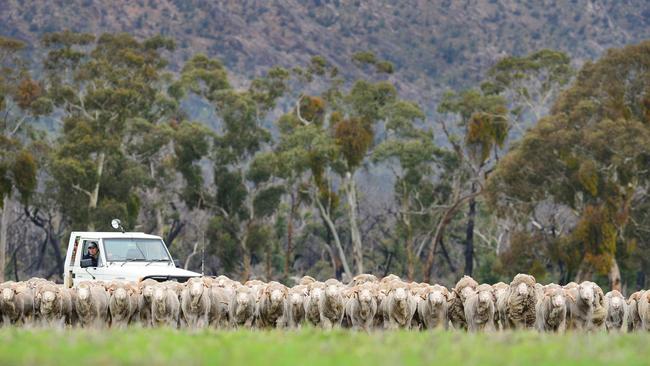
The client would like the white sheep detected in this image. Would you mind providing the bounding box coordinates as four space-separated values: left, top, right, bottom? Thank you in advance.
0 281 35 326
257 281 288 328
604 290 626 332
73 281 109 328
229 284 256 328
107 281 139 328
504 274 537 329
151 282 181 328
382 282 417 330
344 282 378 331
285 285 308 328
318 279 346 330
416 284 449 330
180 277 211 329
35 283 74 327
535 284 567 332
464 284 496 332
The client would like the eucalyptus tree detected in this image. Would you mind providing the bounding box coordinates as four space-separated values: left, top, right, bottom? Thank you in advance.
177 54 290 279
487 41 650 291
41 31 178 231
0 36 45 281
422 89 509 280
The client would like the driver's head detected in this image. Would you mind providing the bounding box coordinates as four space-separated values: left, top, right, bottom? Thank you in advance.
88 242 99 256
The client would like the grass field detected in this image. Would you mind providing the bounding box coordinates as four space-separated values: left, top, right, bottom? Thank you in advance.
0 328 648 366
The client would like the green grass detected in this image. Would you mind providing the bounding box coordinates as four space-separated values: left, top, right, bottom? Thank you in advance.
0 328 647 366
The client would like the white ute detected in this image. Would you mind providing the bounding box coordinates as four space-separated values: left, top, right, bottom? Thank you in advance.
63 219 200 287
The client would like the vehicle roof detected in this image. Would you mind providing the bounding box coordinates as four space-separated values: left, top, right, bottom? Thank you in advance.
70 231 163 240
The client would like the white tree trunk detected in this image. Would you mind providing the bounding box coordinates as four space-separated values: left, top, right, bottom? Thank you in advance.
0 195 9 282
609 258 622 292
345 171 363 275
87 152 105 231
315 194 353 281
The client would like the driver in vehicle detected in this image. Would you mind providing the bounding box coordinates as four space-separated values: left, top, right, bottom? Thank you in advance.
83 242 100 267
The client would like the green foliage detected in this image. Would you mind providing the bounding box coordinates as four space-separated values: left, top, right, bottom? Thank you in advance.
253 186 285 218
488 40 650 280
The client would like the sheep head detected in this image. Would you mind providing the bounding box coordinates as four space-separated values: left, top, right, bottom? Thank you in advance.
2 287 15 302
578 282 595 304
510 274 536 298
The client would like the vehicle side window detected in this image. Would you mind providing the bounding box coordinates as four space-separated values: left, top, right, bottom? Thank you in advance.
82 240 102 267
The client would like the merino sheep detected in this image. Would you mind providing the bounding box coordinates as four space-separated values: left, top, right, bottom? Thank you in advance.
180 277 211 329
638 290 650 332
604 290 627 332
73 281 109 328
417 284 449 330
383 282 417 330
565 281 596 330
627 290 644 332
151 282 181 328
535 284 568 332
207 284 232 328
229 285 256 328
107 282 139 328
0 281 35 326
285 285 308 328
257 281 288 328
319 279 346 330
464 284 496 332
304 282 325 327
137 279 159 326
492 282 509 330
344 282 378 331
504 274 537 329
590 283 607 332
448 276 479 330
35 283 74 327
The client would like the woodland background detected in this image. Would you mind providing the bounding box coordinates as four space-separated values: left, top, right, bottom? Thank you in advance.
0 0 649 293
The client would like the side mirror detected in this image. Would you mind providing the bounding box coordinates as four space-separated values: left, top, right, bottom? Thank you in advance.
80 259 94 268
174 259 181 268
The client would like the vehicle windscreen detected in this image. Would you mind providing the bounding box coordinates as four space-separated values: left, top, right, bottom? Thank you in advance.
103 238 171 262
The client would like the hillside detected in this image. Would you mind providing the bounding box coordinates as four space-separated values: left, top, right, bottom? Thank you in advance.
2 0 649 106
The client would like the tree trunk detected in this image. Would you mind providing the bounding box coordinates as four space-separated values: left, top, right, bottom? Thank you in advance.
423 211 453 282
265 239 272 281
242 249 251 282
464 193 477 276
87 151 105 231
608 258 622 292
284 192 296 279
315 194 353 281
0 195 9 282
345 172 363 275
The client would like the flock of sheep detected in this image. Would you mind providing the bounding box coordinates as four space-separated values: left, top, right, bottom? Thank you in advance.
0 273 649 332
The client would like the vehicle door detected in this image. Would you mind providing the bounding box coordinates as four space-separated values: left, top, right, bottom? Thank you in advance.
72 238 106 285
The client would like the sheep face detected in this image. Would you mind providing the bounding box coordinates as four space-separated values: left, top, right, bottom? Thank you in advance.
114 287 129 304
609 295 623 310
460 286 475 301
517 282 529 297
77 286 91 302
270 289 284 307
2 288 15 302
40 290 58 312
142 284 155 301
325 285 339 299
578 283 594 303
551 292 566 309
290 292 303 307
393 287 408 309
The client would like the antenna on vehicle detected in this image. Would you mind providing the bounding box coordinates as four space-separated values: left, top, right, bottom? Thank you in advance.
111 218 125 233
